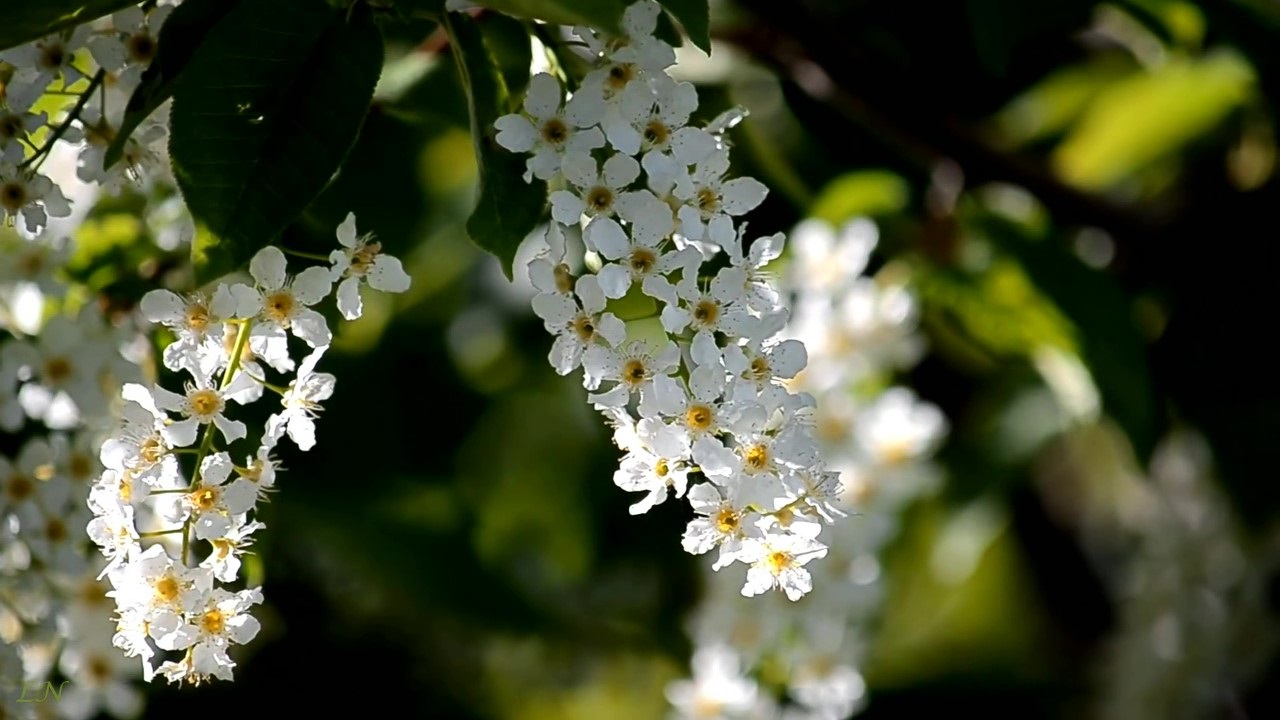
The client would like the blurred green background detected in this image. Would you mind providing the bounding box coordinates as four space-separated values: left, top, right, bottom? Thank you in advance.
72 0 1280 716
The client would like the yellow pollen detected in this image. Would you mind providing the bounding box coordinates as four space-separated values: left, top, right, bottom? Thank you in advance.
748 357 770 381
263 290 296 324
572 314 596 342
185 302 211 332
744 444 769 471
200 608 225 635
766 550 792 575
692 299 720 327
655 458 670 478
774 506 795 527
187 388 223 418
714 508 740 534
5 473 34 501
553 263 575 294
349 240 381 276
154 576 180 602
34 462 55 481
623 358 647 385
1 180 28 212
878 439 915 466
628 248 656 274
140 435 166 465
212 539 233 559
586 186 614 214
643 119 669 146
118 472 134 502
685 404 714 431
190 487 218 512
696 187 721 213
606 63 637 91
540 117 569 145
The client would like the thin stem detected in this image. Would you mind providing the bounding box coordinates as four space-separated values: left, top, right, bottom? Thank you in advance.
281 247 331 262
182 319 254 564
140 528 184 537
20 69 106 171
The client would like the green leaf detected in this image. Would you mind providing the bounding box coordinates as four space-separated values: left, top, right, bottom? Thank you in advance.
169 0 384 284
446 11 546 280
0 0 137 53
657 0 711 53
104 0 240 170
477 0 626 35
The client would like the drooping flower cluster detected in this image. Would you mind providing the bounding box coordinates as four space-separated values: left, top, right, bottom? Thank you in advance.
666 218 948 719
497 0 841 602
85 216 409 685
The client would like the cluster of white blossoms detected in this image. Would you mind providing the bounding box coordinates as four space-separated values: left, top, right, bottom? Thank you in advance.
1 231 153 720
87 216 409 686
498 0 844 602
666 219 948 719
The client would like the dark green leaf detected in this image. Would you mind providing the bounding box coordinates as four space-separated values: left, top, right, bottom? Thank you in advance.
104 0 240 170
170 0 384 284
657 0 711 53
482 12 534 105
446 11 546 280
478 0 626 36
0 0 137 53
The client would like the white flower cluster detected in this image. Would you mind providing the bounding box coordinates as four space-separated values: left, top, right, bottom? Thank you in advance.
497 0 840 601
86 215 409 685
1 2 175 230
1 232 152 720
667 219 948 719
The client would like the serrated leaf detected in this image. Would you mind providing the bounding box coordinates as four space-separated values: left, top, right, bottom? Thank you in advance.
105 0 239 170
478 0 626 35
657 0 711 53
446 11 546 281
0 0 137 53
170 0 384 285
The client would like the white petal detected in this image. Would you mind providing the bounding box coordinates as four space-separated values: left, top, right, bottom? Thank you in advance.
495 114 537 153
596 263 632 299
336 212 358 248
290 308 331 348
596 313 627 347
720 177 769 215
690 331 720 368
140 290 186 325
584 216 629 260
336 276 363 320
369 256 411 292
292 266 333 305
161 418 199 448
561 152 598 190
523 72 562 119
575 275 606 314
213 414 246 443
550 190 585 225
532 293 577 326
602 153 640 189
288 415 317 450
249 246 287 290
769 340 807 378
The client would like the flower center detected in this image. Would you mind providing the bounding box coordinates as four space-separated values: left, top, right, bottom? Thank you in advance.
154 576 180 603
5 473 33 502
540 117 569 146
0 113 21 142
685 404 714 431
187 389 223 419
70 453 94 481
44 517 67 542
553 263 574 294
714 507 740 534
38 42 67 71
606 63 637 92
691 299 720 328
744 444 769 472
139 434 167 465
628 248 656 275
263 290 296 325
748 357 770 381
200 608 225 635
655 458 670 478
349 240 381 276
572 314 596 342
0 180 28 212
84 116 115 147
696 187 721 214
185 302 211 332
190 487 219 512
127 32 157 64
878 439 914 466
212 539 234 559
87 656 113 683
766 550 793 575
586 186 614 214
622 358 647 385
43 356 73 384
643 119 670 147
